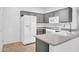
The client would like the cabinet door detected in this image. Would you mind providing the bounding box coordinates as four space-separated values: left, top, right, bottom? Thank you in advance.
49 45 54 52
55 7 72 23
49 37 79 52
36 39 49 52
44 12 55 23
44 7 72 23
58 8 69 22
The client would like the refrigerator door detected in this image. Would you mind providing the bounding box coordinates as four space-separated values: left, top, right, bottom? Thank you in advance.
30 16 37 43
23 15 31 44
21 15 37 45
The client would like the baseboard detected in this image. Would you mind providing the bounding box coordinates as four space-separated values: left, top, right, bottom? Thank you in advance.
22 42 35 46
3 41 35 46
3 41 22 45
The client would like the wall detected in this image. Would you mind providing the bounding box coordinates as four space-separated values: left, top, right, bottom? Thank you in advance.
3 7 44 44
71 7 77 29
77 8 79 31
3 8 20 44
0 8 4 32
0 8 4 51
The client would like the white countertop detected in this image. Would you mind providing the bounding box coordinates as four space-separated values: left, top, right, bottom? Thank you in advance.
35 33 79 46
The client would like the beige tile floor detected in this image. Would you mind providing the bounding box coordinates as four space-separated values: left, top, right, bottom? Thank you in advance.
2 42 36 52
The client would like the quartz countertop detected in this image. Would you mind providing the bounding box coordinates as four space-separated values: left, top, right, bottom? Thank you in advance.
35 33 79 46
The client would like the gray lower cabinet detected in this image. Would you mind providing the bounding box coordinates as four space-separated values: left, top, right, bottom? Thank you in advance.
36 38 49 52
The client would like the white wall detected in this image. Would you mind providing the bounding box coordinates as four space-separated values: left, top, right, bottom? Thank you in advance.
77 8 79 31
0 8 4 31
0 8 4 51
3 7 45 44
3 8 20 44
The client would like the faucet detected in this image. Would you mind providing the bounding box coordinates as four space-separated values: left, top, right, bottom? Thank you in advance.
69 22 71 32
63 23 72 35
63 23 65 28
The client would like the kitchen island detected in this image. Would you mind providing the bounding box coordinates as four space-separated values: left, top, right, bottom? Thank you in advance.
35 33 79 52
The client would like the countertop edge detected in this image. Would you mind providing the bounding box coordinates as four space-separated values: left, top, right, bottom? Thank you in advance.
35 34 79 46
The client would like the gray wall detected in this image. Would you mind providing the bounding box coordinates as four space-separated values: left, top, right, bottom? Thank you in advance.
20 11 44 23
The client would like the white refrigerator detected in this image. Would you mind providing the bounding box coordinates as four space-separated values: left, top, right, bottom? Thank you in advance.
21 15 37 45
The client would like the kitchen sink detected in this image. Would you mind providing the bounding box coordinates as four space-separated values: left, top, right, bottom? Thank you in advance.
46 29 77 36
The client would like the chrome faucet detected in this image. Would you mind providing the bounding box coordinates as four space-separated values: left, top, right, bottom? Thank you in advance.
69 22 71 32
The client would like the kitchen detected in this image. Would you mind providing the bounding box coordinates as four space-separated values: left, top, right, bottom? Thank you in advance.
36 7 79 52
0 7 79 52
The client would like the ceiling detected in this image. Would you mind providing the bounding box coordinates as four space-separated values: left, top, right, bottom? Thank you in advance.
21 7 65 14
41 7 65 13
